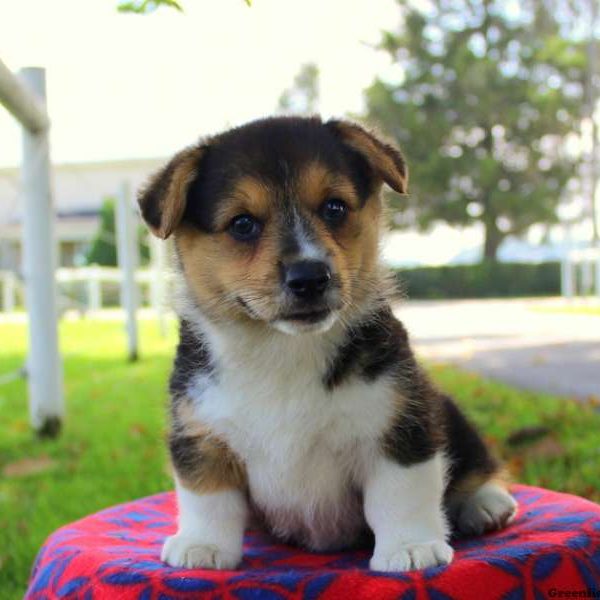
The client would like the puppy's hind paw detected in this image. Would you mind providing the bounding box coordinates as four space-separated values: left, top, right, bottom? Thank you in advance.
370 540 454 572
454 482 517 536
161 534 241 570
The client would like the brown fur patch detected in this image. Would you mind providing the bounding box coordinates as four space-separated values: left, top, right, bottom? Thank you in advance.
449 468 512 499
298 162 361 211
139 145 205 239
213 176 272 230
171 398 247 494
176 218 283 324
327 121 408 194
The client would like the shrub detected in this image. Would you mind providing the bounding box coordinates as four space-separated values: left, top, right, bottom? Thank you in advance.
85 198 150 267
393 262 561 299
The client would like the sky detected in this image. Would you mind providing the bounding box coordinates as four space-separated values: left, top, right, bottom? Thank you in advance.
0 0 401 167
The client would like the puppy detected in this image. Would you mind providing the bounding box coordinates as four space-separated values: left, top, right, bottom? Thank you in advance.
138 116 517 572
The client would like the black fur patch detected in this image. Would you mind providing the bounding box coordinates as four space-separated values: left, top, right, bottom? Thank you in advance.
169 319 213 399
182 116 377 233
324 306 407 388
442 394 499 493
168 433 202 482
383 392 445 466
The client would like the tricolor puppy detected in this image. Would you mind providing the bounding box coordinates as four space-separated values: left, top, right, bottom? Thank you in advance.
138 116 517 572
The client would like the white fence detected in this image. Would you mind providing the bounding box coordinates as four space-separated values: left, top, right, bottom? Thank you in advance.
561 246 600 298
0 266 173 314
3 248 600 316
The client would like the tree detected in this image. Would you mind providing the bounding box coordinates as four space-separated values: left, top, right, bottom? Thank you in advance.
85 198 149 266
365 0 588 260
277 63 320 115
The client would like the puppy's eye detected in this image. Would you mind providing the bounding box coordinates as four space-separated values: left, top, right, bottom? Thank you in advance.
228 214 262 241
320 198 348 226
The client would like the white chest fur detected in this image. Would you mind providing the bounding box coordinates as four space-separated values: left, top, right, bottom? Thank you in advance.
188 321 397 549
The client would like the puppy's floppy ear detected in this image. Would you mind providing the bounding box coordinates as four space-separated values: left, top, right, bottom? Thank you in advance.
326 120 408 194
138 144 206 239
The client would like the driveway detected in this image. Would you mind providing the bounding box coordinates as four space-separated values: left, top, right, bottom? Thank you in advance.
393 298 600 400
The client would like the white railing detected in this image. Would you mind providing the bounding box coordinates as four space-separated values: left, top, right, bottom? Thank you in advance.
561 245 600 298
57 266 174 313
0 266 174 314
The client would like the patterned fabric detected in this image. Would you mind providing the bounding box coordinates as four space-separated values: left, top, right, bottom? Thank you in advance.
26 485 600 600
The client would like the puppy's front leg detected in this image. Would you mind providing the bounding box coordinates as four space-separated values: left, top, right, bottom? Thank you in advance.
364 452 453 572
161 428 248 570
162 480 247 569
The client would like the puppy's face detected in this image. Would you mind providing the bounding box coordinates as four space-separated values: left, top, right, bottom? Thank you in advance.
139 117 407 334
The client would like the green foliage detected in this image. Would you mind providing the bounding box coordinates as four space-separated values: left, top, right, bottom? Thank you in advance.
365 0 589 260
85 198 118 266
85 198 150 267
278 63 320 114
395 261 561 299
1 318 599 596
118 0 182 14
117 0 251 13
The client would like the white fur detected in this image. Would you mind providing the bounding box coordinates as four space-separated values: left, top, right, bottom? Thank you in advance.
185 314 399 551
162 479 248 569
173 295 453 570
272 310 338 335
364 453 453 571
294 214 327 262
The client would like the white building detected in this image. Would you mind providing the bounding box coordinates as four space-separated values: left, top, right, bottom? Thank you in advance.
0 157 163 270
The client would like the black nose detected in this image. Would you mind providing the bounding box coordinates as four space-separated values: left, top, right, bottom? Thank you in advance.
284 260 331 300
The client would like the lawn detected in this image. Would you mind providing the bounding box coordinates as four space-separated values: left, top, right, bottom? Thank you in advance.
1 317 599 598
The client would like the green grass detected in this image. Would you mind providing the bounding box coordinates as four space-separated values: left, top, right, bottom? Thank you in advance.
1 318 599 598
0 319 175 599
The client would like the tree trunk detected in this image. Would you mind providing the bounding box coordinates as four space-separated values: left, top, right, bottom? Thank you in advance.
483 218 503 261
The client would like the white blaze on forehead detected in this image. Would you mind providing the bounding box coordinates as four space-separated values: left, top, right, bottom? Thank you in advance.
293 211 327 261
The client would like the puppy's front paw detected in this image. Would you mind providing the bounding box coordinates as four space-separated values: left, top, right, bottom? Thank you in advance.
370 540 454 572
161 534 241 570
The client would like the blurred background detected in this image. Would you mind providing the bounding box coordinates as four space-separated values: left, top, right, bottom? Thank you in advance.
0 0 599 597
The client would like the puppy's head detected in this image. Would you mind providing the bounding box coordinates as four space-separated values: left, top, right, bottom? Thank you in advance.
139 117 407 334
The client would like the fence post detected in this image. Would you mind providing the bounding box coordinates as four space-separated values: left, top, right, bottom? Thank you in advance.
561 252 575 300
581 256 593 296
116 181 139 361
150 235 167 337
19 67 63 436
2 271 16 312
595 245 600 298
87 266 102 312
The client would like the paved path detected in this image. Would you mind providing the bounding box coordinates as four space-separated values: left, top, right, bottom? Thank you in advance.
393 298 600 400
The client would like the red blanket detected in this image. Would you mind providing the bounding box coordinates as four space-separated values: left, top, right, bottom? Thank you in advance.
26 485 600 599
